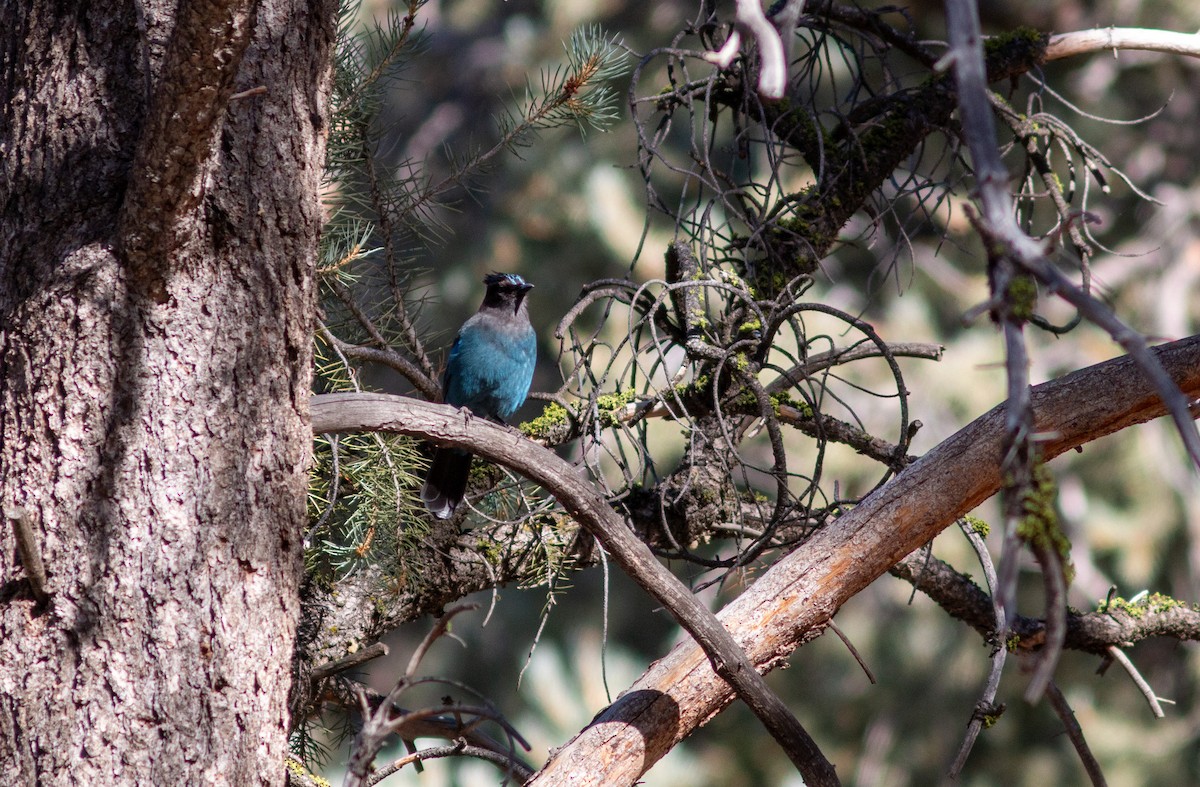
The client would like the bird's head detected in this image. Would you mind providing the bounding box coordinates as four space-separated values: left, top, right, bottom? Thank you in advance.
482 272 534 314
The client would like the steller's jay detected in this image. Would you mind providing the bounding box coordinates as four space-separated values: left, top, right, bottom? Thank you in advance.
421 272 536 519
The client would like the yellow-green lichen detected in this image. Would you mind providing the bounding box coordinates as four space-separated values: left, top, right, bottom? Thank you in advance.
520 402 570 440
477 538 505 567
734 388 759 409
734 388 814 419
1015 460 1074 584
675 374 712 399
597 389 639 428
718 268 754 297
1099 592 1189 617
771 391 812 417
286 757 332 787
962 515 990 538
1005 273 1038 322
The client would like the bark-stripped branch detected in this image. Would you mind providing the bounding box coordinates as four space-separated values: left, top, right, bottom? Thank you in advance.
1046 27 1200 62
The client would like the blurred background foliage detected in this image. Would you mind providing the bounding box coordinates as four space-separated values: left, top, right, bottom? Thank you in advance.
305 0 1200 784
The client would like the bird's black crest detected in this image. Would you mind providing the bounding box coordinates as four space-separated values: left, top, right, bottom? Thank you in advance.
483 272 531 291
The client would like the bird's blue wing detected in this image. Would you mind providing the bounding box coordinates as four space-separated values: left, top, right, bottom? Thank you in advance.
443 320 535 420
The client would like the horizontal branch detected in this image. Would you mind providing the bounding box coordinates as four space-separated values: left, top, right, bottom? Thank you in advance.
891 551 1200 653
1046 27 1200 62
319 324 440 401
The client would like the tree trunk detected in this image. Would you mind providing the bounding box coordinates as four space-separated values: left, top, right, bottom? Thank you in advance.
0 1 334 783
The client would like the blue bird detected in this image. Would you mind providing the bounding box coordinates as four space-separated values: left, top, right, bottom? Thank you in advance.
421 273 537 519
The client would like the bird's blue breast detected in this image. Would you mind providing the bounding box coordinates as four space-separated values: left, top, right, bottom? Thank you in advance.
443 315 536 421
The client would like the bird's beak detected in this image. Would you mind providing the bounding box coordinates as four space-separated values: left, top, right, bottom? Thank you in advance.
510 281 533 313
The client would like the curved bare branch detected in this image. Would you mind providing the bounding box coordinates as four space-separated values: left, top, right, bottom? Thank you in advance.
312 398 838 784
312 333 1200 785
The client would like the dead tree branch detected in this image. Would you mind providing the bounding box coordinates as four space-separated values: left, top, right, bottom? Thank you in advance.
311 333 1200 784
313 398 838 784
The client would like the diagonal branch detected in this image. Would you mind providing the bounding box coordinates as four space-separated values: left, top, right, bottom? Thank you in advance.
522 335 1200 785
1045 681 1108 787
312 333 1200 785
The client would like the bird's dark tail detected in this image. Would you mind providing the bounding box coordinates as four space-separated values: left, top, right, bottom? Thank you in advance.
421 448 473 520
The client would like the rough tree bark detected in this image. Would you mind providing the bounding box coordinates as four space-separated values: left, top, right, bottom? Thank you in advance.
0 1 335 784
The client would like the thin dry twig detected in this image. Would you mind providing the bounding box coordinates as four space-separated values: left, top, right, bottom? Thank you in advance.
1104 645 1166 719
949 652 1007 779
826 618 875 684
327 677 536 779
1045 681 1108 787
1024 543 1067 704
343 604 531 787
366 741 533 786
948 523 1007 778
311 642 389 683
